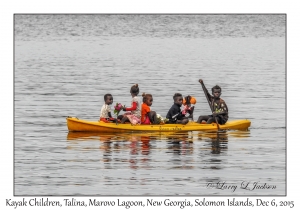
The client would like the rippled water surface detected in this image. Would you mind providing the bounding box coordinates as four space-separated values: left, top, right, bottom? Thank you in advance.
14 14 285 195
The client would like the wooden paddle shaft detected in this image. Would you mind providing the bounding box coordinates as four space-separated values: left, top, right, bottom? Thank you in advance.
199 80 220 129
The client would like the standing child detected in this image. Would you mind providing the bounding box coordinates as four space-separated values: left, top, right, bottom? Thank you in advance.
197 79 229 125
119 84 141 124
166 93 189 124
99 93 118 123
141 93 158 124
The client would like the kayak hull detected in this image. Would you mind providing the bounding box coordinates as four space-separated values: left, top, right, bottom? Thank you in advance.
66 117 251 133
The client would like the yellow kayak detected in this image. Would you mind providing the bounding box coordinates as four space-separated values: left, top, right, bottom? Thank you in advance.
66 116 251 133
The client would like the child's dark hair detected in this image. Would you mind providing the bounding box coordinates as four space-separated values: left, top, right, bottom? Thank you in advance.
142 93 153 102
130 84 139 95
185 95 191 105
104 93 112 101
212 85 222 93
173 93 182 100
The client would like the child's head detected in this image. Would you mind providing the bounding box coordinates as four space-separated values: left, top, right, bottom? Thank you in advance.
104 93 113 105
142 93 153 106
183 95 197 106
211 85 222 99
173 93 183 106
130 84 139 96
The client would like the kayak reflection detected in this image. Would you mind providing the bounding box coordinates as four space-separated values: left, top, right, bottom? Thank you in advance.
66 131 250 169
67 130 250 153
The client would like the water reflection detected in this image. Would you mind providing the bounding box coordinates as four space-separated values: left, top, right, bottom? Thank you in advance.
165 132 194 156
66 130 250 170
203 132 228 155
67 131 250 152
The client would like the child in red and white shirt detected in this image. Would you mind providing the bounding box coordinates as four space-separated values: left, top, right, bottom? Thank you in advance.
119 84 141 125
182 95 196 120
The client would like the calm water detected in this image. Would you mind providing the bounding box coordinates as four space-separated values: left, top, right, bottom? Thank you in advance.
14 14 285 196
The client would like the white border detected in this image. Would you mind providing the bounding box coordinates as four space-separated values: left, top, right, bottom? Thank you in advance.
2 0 297 209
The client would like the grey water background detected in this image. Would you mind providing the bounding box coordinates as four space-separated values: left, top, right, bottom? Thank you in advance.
14 14 285 196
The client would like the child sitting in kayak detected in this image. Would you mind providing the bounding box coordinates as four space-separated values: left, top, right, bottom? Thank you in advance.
182 95 196 120
166 93 189 124
141 93 158 124
119 84 141 124
197 79 228 125
99 93 119 123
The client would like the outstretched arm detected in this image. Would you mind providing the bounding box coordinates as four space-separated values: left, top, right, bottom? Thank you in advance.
123 102 137 111
199 79 212 104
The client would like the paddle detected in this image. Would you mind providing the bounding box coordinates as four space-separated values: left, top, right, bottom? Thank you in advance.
198 79 222 131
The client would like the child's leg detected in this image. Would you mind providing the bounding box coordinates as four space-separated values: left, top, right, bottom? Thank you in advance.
176 119 189 125
121 116 130 124
197 115 209 123
110 118 120 123
207 116 223 124
206 117 215 124
187 106 195 120
214 116 226 125
148 111 158 124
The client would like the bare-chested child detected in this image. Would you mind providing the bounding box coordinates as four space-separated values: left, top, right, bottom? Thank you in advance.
197 79 228 125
